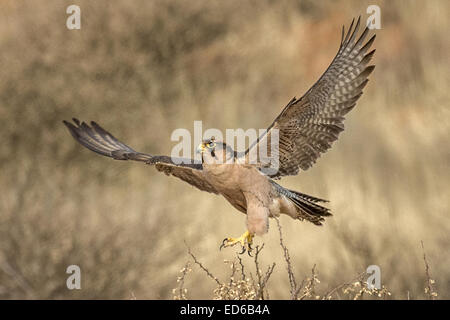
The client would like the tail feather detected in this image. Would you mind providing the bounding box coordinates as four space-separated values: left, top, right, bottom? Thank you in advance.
270 181 331 226
288 191 332 225
288 189 329 204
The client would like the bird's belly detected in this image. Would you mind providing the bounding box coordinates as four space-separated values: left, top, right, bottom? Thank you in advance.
203 164 273 214
203 169 247 213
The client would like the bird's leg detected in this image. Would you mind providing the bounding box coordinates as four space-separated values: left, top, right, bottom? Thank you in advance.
220 230 254 255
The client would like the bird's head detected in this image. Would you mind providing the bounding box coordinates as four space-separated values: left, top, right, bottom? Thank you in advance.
197 137 235 165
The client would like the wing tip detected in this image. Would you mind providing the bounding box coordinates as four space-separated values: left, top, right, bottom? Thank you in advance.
365 64 376 75
63 119 81 138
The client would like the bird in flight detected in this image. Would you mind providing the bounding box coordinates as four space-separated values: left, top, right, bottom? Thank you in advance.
64 17 375 255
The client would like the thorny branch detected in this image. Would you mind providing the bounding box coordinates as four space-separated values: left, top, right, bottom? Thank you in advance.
421 241 438 300
275 217 299 299
186 243 222 286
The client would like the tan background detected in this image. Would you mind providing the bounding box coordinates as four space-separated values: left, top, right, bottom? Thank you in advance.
0 0 448 299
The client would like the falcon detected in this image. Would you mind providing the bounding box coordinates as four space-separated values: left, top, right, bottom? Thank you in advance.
64 17 375 255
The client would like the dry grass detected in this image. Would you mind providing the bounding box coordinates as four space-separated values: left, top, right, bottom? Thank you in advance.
173 220 410 300
174 221 441 300
0 0 448 299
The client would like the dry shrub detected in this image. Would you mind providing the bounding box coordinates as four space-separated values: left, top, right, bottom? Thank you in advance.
174 220 440 300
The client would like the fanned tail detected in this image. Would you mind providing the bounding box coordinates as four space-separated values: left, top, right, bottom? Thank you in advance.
287 189 331 225
271 181 332 226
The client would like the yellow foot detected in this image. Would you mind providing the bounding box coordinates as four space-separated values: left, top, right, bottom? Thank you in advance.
220 230 254 256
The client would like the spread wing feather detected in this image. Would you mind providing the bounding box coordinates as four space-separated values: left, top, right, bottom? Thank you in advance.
244 17 376 179
63 119 218 194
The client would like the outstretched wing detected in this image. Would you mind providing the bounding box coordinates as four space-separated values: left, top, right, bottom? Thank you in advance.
63 118 218 194
244 17 376 179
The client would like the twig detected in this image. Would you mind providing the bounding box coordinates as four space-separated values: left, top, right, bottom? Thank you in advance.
299 264 318 300
275 217 298 299
173 261 191 300
324 270 367 300
236 254 246 281
421 240 437 300
186 244 222 286
222 259 237 298
254 244 264 299
256 263 276 300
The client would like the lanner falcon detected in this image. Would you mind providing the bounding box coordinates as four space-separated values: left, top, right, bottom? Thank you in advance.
64 17 375 255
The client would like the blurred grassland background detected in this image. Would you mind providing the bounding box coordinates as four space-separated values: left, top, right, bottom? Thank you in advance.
0 0 448 299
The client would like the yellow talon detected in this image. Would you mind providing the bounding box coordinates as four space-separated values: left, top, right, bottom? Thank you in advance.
220 230 254 255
